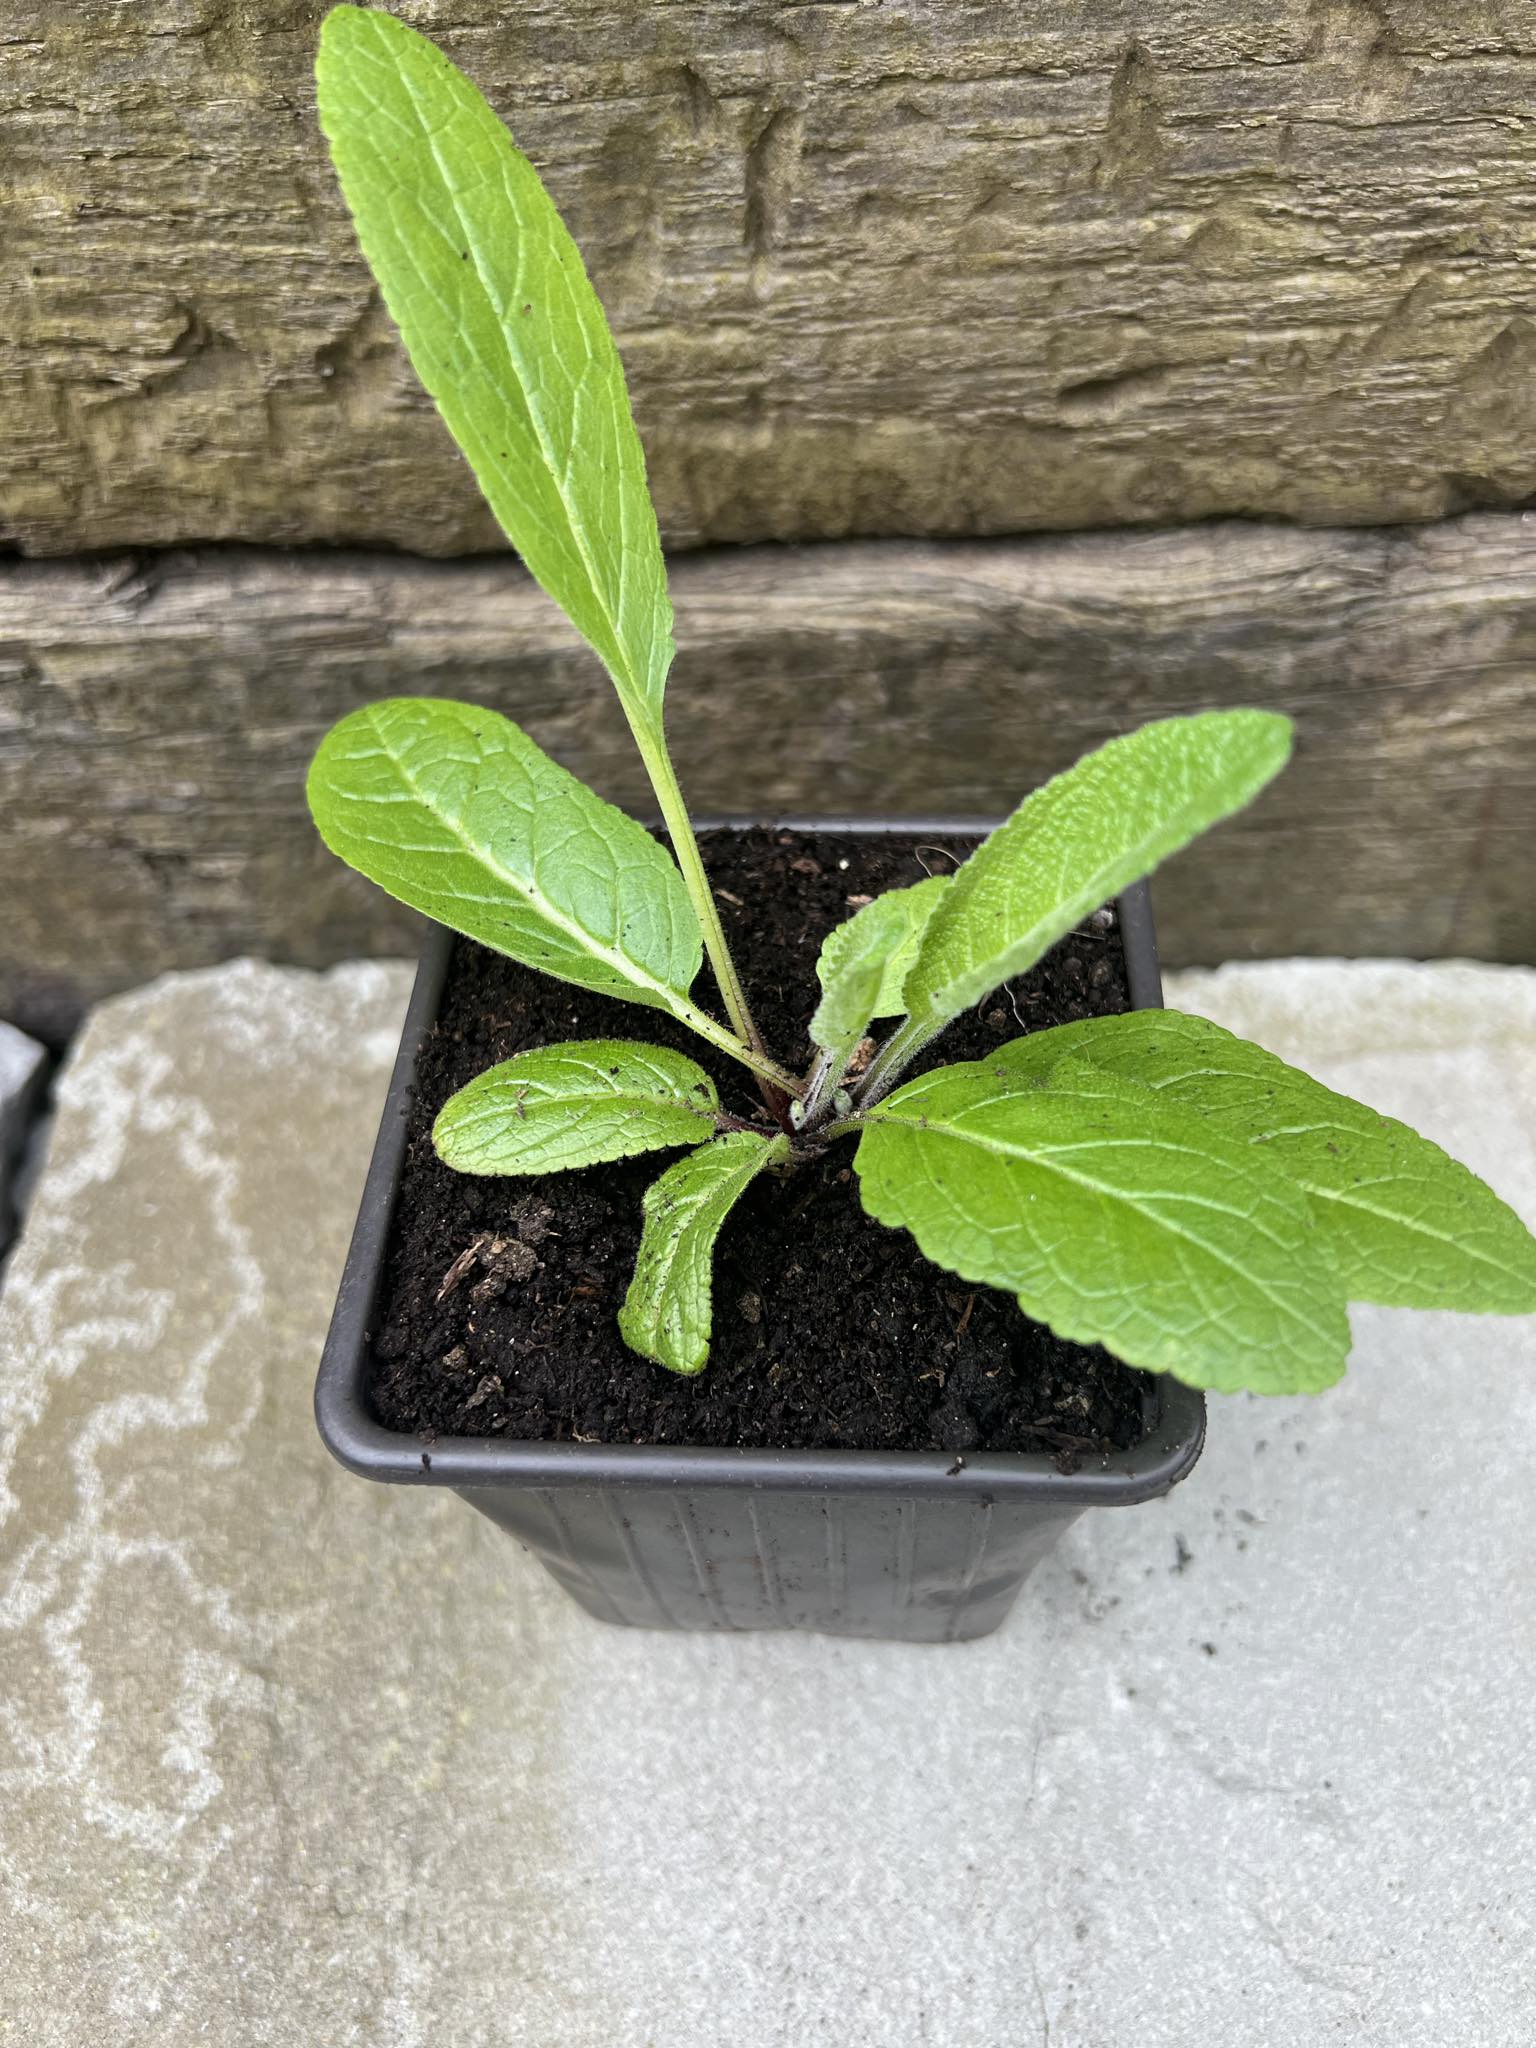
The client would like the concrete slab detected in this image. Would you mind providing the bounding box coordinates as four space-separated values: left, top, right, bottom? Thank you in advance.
0 1015 46 1251
1 955 1532 2047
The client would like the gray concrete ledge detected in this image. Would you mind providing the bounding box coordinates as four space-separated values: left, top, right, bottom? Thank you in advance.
0 956 1532 2046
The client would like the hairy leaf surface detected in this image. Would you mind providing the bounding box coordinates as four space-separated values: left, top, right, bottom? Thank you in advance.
619 1131 788 1373
900 713 1292 1044
307 698 699 1010
316 6 672 730
810 877 949 1060
855 1052 1350 1394
993 1011 1536 1313
433 1041 719 1176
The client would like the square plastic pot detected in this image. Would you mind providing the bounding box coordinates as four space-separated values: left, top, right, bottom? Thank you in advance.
316 827 1206 1643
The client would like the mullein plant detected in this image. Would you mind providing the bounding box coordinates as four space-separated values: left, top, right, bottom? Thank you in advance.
306 8 1536 1389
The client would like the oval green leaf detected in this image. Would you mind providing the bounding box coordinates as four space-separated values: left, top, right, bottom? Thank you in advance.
619 1131 789 1374
307 697 700 1012
316 6 673 731
995 1010 1536 1315
855 1052 1351 1395
434 1041 720 1177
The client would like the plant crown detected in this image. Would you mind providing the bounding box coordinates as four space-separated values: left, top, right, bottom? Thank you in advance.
308 7 1536 1391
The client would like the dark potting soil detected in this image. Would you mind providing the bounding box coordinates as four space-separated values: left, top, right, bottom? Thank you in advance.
370 829 1150 1460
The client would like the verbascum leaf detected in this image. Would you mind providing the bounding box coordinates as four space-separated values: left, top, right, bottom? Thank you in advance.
316 6 672 730
307 698 700 1011
901 713 1292 1044
993 1011 1536 1314
619 1132 789 1373
855 1052 1350 1395
810 877 949 1061
433 1041 720 1176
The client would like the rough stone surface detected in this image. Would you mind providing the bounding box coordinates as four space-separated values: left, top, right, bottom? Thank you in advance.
7 4 1536 556
0 954 1532 2045
0 1017 47 1248
6 514 1536 1042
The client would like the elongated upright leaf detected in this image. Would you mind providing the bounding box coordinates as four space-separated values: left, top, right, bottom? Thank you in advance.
308 698 699 1011
620 1132 789 1373
316 6 672 730
901 713 1292 1043
855 1053 1350 1394
992 1011 1536 1314
810 877 949 1059
434 1041 720 1176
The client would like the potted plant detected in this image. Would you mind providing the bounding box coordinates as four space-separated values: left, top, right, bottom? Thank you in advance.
309 8 1536 1642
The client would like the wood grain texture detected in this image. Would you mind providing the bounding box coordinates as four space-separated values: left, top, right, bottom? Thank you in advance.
7 2 1536 556
3 516 1532 1042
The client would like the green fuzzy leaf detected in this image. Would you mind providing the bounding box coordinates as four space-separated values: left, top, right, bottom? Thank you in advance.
811 877 949 1060
620 1131 789 1374
307 698 699 1012
433 1040 720 1177
992 1010 1536 1315
901 713 1292 1043
316 6 673 733
855 1052 1351 1395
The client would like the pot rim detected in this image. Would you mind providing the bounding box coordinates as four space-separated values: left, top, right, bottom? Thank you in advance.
315 821 1206 1503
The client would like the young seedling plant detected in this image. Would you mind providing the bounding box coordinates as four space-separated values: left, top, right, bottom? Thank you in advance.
308 8 1536 1393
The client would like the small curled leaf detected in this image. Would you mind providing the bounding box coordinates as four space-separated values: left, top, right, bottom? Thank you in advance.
619 1131 789 1373
810 876 950 1062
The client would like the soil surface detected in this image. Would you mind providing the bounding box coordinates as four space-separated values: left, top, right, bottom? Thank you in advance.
370 829 1149 1459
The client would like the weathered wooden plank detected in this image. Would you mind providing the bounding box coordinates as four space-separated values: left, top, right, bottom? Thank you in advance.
3 516 1532 1042
6 4 1536 556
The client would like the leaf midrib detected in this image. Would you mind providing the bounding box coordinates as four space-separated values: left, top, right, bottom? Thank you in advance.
872 1100 1340 1349
449 1085 714 1128
628 1139 779 1353
379 27 652 721
362 710 683 1008
1135 1066 1534 1284
1301 1177 1534 1283
928 786 1236 1017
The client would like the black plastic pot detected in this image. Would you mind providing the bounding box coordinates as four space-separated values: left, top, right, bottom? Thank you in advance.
316 826 1206 1643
